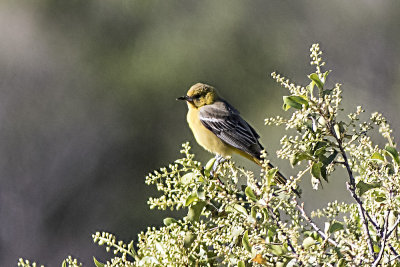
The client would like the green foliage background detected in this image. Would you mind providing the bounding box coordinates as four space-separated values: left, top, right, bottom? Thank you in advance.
1 1 400 266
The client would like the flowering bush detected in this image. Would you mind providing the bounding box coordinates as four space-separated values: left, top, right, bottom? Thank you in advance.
19 44 400 266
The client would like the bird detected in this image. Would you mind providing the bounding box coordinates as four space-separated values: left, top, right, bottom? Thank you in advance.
177 82 286 185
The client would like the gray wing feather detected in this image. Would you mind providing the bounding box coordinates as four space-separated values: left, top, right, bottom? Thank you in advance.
199 100 264 159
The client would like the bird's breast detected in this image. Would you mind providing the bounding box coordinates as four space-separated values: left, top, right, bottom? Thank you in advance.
186 107 234 157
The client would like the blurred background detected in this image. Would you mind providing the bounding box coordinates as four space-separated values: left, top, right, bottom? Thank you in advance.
1 0 399 265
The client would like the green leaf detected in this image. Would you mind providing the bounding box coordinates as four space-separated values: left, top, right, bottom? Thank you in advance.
385 146 400 164
93 257 105 267
334 124 341 138
245 186 257 201
329 221 344 233
266 168 278 186
307 81 315 96
238 261 246 267
185 192 198 206
322 70 331 83
356 181 381 196
302 236 317 249
163 217 177 226
181 172 196 184
338 259 346 267
290 152 313 166
251 206 258 220
186 201 206 222
183 232 196 248
320 165 328 182
311 162 322 179
269 244 285 256
322 150 338 165
233 204 248 216
204 157 216 176
308 73 324 89
371 152 385 161
62 260 67 267
242 230 252 253
196 186 205 200
283 95 309 110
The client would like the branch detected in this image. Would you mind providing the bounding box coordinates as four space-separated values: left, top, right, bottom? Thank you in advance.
334 134 376 257
268 207 302 265
295 201 338 247
386 216 400 239
372 210 390 266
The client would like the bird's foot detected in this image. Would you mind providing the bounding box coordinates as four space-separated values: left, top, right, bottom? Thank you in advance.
210 155 226 185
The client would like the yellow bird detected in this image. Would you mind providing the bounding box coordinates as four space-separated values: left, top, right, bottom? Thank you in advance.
177 82 286 184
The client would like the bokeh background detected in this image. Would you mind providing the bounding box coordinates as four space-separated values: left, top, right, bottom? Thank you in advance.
1 1 400 266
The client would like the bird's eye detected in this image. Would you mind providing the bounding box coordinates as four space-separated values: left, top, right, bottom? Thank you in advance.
193 94 201 99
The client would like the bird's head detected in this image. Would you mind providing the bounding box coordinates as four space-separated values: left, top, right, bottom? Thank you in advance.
177 83 219 108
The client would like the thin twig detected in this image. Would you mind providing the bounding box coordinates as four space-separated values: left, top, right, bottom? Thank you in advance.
295 201 338 247
372 210 390 266
268 207 302 266
387 216 400 239
334 134 376 257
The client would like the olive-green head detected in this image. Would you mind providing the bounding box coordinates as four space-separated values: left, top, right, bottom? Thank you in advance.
177 83 219 108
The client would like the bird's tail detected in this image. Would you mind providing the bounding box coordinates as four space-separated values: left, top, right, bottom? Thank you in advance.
266 162 287 185
253 157 301 197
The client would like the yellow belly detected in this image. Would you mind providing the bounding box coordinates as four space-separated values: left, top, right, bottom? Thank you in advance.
187 107 234 157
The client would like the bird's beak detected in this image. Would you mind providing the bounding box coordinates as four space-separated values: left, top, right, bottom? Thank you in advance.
176 95 192 102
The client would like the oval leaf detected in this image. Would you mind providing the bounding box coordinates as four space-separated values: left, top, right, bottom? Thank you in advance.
242 230 252 253
283 96 309 110
183 232 196 248
234 204 248 217
329 221 344 233
186 201 206 222
163 217 177 226
185 192 198 206
245 186 257 201
356 181 381 196
311 162 322 179
93 257 105 267
385 146 400 164
181 173 195 184
302 236 316 249
371 152 385 162
308 73 324 89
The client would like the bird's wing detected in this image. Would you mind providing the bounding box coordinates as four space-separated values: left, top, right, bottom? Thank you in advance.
199 100 264 158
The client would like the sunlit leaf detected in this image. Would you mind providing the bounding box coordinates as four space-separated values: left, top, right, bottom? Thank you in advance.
93 257 105 267
329 221 344 233
269 244 285 256
385 146 400 164
186 201 206 222
180 172 196 184
371 152 385 162
290 152 313 166
245 186 257 201
334 124 341 138
302 236 317 249
185 192 198 206
283 95 309 110
309 73 324 89
242 230 252 253
233 204 248 217
163 217 177 226
183 232 196 248
196 186 205 200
